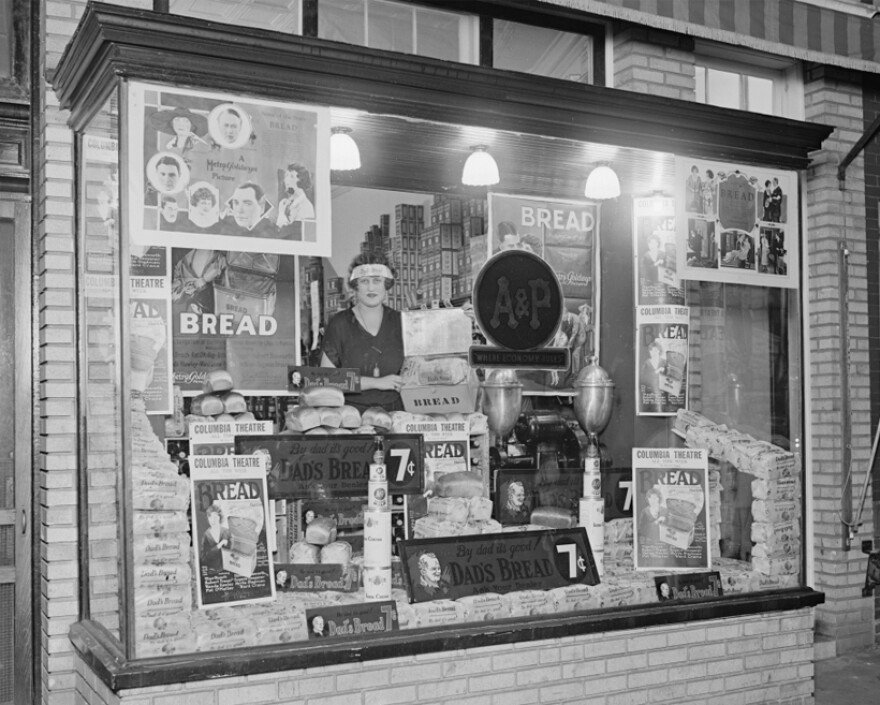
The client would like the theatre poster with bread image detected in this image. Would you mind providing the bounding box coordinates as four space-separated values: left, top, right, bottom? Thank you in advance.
632 448 710 571
190 454 275 608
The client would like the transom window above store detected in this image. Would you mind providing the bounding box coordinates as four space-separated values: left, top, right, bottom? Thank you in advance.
169 0 599 85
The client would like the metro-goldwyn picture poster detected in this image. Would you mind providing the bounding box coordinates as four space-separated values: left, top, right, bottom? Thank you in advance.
127 82 331 257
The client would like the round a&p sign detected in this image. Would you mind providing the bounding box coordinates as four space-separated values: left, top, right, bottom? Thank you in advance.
473 250 563 351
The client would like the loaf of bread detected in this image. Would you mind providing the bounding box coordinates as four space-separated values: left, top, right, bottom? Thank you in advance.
427 496 469 524
220 391 248 414
305 426 330 435
529 506 576 529
190 393 224 416
300 385 345 408
235 411 256 422
305 516 338 545
284 406 322 432
339 405 362 429
434 471 483 498
214 413 235 423
362 406 392 430
320 541 353 566
203 369 234 394
415 356 470 385
290 541 320 563
319 407 343 428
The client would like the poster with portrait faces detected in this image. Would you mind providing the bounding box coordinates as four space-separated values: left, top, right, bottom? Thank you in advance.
126 82 331 257
675 157 799 288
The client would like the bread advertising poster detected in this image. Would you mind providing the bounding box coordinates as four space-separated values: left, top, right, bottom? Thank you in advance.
636 305 689 416
675 157 799 289
632 448 710 571
633 195 684 307
190 454 275 609
487 193 597 394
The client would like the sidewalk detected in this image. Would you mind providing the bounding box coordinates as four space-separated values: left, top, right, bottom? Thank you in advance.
814 644 880 705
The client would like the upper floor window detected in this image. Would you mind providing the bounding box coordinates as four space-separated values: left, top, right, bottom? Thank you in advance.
693 43 803 119
493 19 593 84
171 0 303 34
319 0 478 63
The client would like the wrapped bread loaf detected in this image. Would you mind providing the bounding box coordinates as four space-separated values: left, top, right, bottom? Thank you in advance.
427 496 470 524
305 516 338 545
214 413 235 423
434 471 483 498
339 405 362 429
290 541 321 564
235 411 256 422
529 506 576 529
203 369 234 394
190 393 224 416
415 356 470 385
319 407 343 428
467 496 493 522
320 541 353 567
220 391 248 415
300 385 345 408
305 426 330 435
362 406 392 430
285 406 322 432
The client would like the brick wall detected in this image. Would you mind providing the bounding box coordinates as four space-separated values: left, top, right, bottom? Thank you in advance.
73 610 817 705
41 2 88 705
864 74 880 645
804 65 875 652
612 23 695 97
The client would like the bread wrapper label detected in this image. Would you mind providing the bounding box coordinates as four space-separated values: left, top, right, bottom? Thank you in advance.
455 592 512 621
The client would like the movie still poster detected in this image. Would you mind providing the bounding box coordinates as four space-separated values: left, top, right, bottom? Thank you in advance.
633 195 683 306
487 193 598 394
632 448 710 572
190 454 275 609
127 82 331 257
636 305 689 416
170 247 298 394
676 157 798 288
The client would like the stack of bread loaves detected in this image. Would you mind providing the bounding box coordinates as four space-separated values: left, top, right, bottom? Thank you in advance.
130 395 195 657
283 386 374 435
413 471 500 537
184 369 256 427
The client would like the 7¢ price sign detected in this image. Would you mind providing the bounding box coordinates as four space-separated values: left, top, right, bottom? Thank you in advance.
383 434 424 494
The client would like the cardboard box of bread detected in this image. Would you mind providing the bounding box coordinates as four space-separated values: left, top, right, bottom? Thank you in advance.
399 308 478 415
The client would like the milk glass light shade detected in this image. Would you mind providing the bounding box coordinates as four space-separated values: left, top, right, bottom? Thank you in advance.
462 145 500 186
330 127 361 171
584 164 620 199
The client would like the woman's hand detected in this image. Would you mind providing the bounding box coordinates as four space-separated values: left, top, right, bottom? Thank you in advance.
362 374 404 392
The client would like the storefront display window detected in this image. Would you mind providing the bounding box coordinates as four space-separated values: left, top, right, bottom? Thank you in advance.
55 3 830 684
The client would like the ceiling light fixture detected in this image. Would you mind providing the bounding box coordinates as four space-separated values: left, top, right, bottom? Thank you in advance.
584 163 621 200
330 127 361 171
461 145 500 186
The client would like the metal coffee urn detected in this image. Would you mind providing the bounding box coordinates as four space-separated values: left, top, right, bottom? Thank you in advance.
572 357 614 576
480 368 523 466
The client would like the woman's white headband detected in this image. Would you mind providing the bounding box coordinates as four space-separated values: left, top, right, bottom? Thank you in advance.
351 264 393 280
